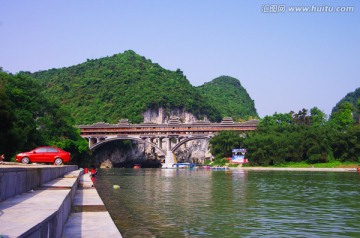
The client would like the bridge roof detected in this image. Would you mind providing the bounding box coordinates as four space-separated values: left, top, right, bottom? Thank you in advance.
78 119 259 129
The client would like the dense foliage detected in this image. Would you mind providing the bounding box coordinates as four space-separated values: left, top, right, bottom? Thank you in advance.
210 106 360 166
209 130 245 159
208 131 245 166
0 70 90 164
197 76 258 121
30 50 225 124
331 87 360 123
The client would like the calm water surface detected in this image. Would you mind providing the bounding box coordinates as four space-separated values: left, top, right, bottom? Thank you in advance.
94 169 360 237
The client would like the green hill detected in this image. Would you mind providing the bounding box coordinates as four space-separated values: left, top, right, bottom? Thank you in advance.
30 51 257 124
31 50 221 124
331 87 360 122
197 76 258 121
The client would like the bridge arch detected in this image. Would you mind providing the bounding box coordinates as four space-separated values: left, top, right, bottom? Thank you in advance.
90 136 167 157
171 135 213 153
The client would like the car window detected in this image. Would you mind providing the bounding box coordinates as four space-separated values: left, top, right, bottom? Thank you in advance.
47 148 59 153
35 148 48 153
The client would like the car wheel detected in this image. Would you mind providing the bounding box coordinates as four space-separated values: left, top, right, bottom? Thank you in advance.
54 158 63 165
21 157 30 164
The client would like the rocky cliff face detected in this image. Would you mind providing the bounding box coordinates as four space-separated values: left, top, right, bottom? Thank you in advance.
143 107 200 123
94 140 145 167
96 108 213 168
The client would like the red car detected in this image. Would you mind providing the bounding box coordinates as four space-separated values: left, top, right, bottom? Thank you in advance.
16 146 71 165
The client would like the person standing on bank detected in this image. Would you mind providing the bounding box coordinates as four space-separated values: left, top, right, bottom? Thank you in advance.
90 166 98 178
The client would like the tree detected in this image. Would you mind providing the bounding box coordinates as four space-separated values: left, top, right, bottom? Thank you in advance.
292 108 311 126
259 112 293 128
303 126 333 163
330 102 355 130
357 98 360 124
0 77 18 159
209 131 244 160
310 107 327 127
243 109 337 166
332 126 360 162
0 71 91 164
332 87 360 122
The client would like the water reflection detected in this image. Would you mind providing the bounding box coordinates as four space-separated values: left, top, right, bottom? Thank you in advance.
94 169 360 237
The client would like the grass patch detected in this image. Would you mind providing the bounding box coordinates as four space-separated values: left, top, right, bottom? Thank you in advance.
273 161 359 168
274 162 310 168
314 161 359 168
211 158 228 167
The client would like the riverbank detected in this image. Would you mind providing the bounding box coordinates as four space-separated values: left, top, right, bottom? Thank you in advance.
233 166 359 172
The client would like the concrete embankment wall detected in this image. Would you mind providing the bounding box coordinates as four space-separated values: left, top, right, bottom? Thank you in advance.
0 165 78 202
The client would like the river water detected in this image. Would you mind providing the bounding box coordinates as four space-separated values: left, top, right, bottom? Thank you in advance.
94 168 360 237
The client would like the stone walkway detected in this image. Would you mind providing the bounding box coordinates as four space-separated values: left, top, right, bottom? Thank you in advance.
0 169 80 237
62 173 122 238
0 165 122 238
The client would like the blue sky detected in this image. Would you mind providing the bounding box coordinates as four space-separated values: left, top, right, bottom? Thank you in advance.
0 0 359 117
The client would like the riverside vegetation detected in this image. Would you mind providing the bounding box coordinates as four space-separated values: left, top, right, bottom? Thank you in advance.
0 50 359 166
209 104 360 167
0 70 90 164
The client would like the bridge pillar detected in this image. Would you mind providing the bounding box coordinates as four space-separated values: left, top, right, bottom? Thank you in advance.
163 150 176 168
162 137 177 168
89 137 97 148
159 138 163 149
144 137 151 153
166 137 171 151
